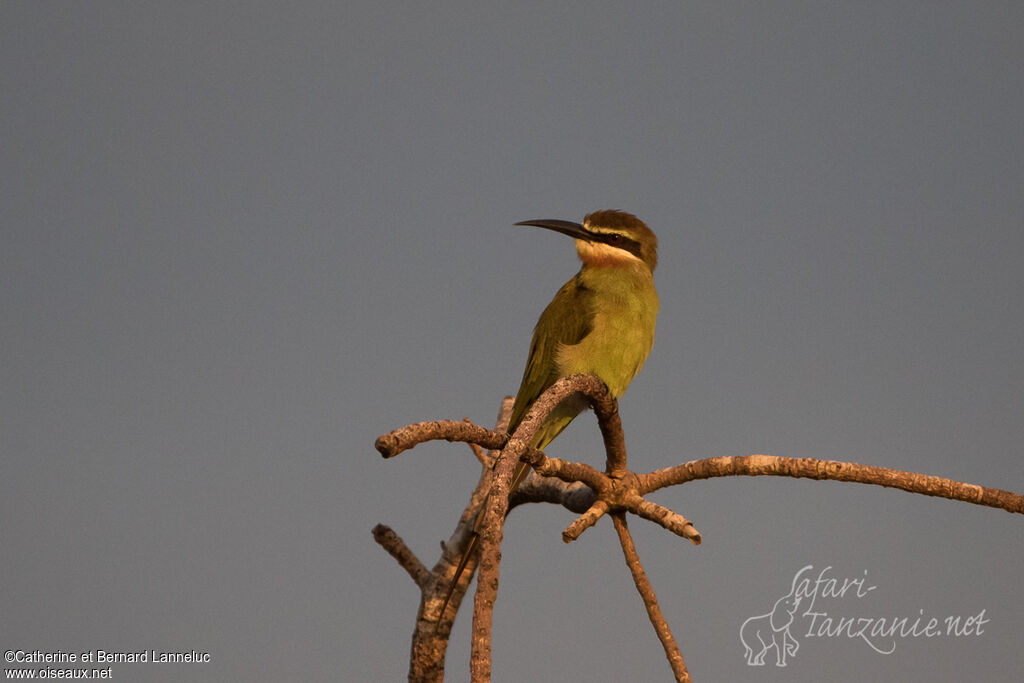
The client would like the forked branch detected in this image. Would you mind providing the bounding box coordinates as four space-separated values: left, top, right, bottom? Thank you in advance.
373 374 1024 682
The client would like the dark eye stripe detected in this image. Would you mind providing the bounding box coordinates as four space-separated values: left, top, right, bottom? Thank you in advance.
597 232 643 259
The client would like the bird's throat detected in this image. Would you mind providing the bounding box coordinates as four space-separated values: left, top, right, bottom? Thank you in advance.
574 239 644 268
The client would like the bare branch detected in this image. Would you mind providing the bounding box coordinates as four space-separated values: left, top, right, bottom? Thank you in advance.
510 478 595 514
639 455 1024 515
626 493 702 544
469 434 526 681
426 535 482 637
376 419 507 459
612 513 691 683
376 377 1024 681
493 396 515 434
467 375 630 681
424 401 519 642
372 524 431 589
465 398 514 467
402 399 517 682
562 499 610 542
466 437 490 467
523 451 606 489
586 378 628 477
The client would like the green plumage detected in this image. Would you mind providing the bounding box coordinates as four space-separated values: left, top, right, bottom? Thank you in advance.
507 260 659 450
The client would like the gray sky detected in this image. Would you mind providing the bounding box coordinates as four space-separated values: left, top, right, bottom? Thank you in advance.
2 2 1022 681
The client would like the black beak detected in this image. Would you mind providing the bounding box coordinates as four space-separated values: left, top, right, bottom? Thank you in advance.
514 219 593 242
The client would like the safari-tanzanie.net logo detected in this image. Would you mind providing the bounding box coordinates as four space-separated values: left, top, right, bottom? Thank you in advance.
739 565 989 667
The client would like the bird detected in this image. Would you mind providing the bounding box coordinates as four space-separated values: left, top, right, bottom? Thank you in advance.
434 209 659 631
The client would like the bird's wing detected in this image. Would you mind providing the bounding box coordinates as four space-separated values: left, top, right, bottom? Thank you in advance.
507 273 594 433
434 274 595 634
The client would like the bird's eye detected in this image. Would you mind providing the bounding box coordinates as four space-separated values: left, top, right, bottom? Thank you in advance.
608 234 621 243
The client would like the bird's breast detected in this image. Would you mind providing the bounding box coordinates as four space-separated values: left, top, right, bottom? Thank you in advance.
555 267 658 397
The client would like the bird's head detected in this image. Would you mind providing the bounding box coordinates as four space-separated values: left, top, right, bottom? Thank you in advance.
515 209 658 272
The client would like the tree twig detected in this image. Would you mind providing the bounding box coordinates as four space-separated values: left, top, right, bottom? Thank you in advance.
612 513 690 683
372 524 430 589
639 455 1024 514
376 419 507 459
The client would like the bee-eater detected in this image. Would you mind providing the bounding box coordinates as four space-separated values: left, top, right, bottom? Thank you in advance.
436 209 659 629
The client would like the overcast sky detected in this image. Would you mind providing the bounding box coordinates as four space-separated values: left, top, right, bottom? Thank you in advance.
2 2 1022 681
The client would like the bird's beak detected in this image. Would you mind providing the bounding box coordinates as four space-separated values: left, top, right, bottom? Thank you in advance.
515 219 593 242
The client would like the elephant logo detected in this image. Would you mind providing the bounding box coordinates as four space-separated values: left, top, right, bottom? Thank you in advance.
740 574 803 667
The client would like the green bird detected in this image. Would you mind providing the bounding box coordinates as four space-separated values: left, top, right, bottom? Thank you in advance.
435 209 659 629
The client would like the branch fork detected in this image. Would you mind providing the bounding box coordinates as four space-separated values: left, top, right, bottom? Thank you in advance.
372 375 1024 683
